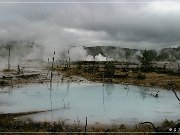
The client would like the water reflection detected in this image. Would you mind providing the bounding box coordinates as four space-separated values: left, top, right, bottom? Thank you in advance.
138 87 159 100
62 80 70 109
47 80 53 120
123 85 129 100
103 84 114 110
104 84 114 96
138 87 149 100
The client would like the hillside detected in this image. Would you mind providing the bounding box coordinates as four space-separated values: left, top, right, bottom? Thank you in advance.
0 41 180 65
84 46 180 62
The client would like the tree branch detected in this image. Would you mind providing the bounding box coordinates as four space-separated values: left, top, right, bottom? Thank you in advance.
171 88 180 103
140 122 159 132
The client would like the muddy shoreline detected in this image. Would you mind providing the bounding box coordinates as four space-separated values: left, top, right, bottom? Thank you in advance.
1 64 180 91
57 67 180 91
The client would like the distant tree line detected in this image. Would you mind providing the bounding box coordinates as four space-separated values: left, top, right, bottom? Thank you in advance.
85 46 180 62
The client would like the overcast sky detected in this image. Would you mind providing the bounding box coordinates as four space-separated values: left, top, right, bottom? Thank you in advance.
0 0 180 49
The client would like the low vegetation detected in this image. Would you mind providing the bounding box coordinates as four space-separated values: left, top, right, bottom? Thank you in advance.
55 61 180 91
0 112 179 134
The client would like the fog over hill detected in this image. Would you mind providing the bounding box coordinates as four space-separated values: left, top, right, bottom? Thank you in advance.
0 40 180 68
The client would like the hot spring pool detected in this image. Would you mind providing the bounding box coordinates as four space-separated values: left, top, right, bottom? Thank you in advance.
0 82 179 125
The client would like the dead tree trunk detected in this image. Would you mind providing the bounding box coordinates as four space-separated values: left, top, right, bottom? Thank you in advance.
168 80 180 103
8 47 10 69
171 88 180 103
140 122 159 132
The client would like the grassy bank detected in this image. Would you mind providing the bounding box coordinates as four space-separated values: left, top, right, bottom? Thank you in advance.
55 65 180 91
1 62 180 91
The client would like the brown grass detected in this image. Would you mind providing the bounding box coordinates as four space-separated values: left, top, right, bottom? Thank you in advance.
0 112 178 134
57 67 180 91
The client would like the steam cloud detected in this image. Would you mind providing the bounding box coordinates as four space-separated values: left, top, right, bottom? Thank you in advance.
0 0 180 67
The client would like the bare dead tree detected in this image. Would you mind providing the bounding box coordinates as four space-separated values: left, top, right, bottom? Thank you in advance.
171 88 180 103
48 51 55 120
140 122 159 132
50 57 54 84
8 46 10 69
141 121 180 134
84 117 87 134
178 64 180 71
68 50 70 69
6 42 13 70
168 80 180 103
